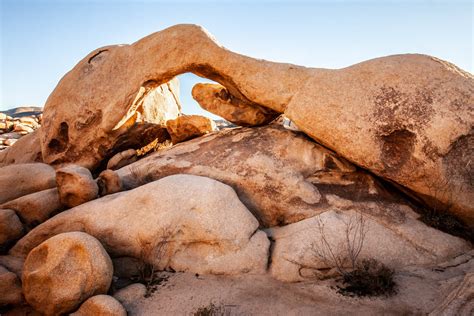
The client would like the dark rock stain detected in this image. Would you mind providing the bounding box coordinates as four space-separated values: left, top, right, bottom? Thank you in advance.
380 129 416 172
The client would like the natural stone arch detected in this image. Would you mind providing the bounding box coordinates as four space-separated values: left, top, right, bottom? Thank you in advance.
40 24 473 225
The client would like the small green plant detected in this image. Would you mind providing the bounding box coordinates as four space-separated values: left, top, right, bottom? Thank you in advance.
193 303 226 316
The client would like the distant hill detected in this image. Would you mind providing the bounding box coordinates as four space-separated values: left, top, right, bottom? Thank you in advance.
1 106 43 118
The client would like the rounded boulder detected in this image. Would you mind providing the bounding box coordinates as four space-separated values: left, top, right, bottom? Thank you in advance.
56 165 99 207
22 232 113 315
71 295 126 316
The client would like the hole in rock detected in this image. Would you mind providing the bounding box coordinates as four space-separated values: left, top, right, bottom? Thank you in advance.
47 122 69 154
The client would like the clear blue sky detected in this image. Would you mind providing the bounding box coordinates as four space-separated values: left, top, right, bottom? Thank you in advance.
1 0 472 117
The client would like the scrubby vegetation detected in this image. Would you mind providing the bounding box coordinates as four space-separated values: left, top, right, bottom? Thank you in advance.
312 211 397 297
338 259 396 297
193 303 226 316
133 229 173 297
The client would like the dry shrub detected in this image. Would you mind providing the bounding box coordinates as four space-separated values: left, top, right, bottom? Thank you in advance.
193 303 227 316
338 259 396 297
311 211 396 297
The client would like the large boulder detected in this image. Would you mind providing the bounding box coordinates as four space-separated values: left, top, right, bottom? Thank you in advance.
192 83 279 126
0 163 56 204
266 197 470 282
115 124 401 227
38 24 473 224
71 295 127 316
22 232 113 316
11 175 269 275
56 165 99 207
283 55 474 226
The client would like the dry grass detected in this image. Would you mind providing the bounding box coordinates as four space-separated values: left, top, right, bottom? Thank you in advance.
133 227 174 297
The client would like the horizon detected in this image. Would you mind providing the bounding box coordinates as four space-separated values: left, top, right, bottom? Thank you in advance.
1 0 472 116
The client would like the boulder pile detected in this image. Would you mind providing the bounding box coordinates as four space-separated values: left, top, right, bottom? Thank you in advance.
0 107 42 151
0 24 472 315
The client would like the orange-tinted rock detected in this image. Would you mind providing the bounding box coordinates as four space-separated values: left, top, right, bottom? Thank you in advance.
166 115 216 144
22 232 113 315
39 24 473 224
71 295 126 316
56 165 99 207
192 83 279 126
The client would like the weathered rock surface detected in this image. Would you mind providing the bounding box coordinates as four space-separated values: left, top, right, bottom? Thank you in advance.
0 209 23 252
115 124 401 227
41 74 180 169
97 169 122 196
0 163 56 204
11 175 269 276
22 232 113 316
0 265 23 307
39 24 473 224
71 295 127 316
266 199 470 282
430 272 474 316
166 115 216 144
0 130 43 167
284 55 474 226
107 148 137 170
192 83 279 126
56 165 99 207
1 188 62 229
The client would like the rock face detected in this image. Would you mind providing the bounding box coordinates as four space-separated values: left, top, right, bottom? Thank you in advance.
0 163 56 204
22 232 113 316
56 165 99 207
11 175 269 276
115 124 399 227
0 209 23 252
283 56 474 226
41 74 180 169
39 24 473 224
0 265 23 307
192 83 279 126
166 115 216 144
71 295 127 316
266 201 470 282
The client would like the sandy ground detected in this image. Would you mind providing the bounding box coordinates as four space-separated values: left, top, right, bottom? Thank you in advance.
118 251 473 315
